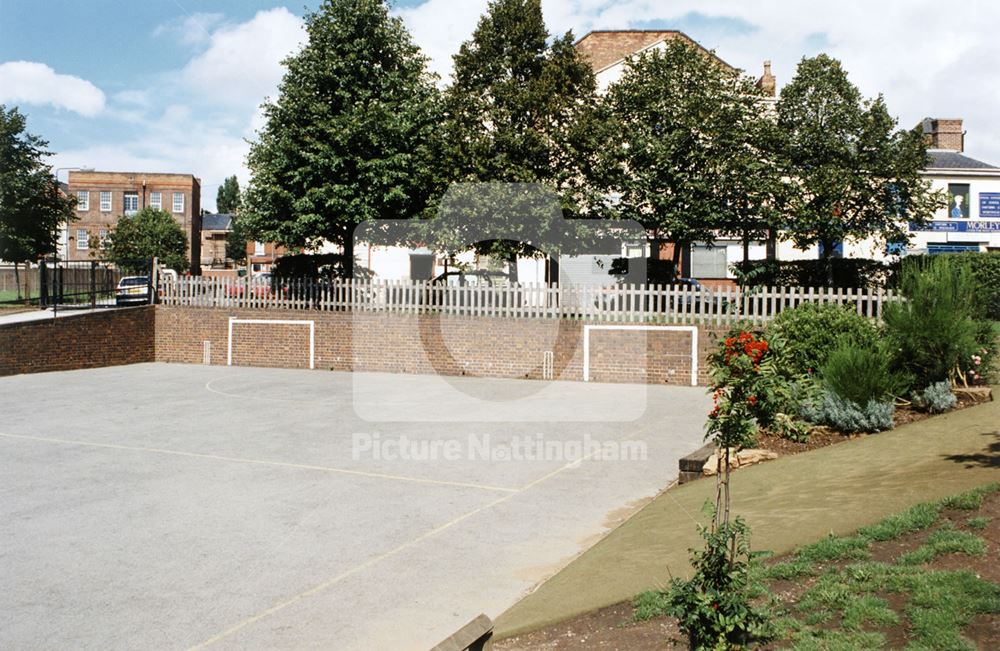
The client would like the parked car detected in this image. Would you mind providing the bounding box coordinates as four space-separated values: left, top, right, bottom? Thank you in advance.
422 269 520 309
116 276 150 306
226 273 285 299
592 277 720 315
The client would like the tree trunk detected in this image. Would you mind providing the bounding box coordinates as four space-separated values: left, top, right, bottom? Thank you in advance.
13 262 21 301
342 233 355 280
671 240 685 278
507 251 519 283
820 238 835 286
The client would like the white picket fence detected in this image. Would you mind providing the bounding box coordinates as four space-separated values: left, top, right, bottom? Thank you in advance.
159 277 899 324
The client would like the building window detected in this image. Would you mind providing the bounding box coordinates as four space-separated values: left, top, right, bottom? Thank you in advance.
76 191 89 211
150 191 162 210
689 244 728 279
99 229 109 249
76 229 89 250
100 191 112 212
173 192 184 213
254 241 265 256
124 192 139 216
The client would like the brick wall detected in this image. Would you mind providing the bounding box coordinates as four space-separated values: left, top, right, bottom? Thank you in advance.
0 307 155 377
155 306 724 386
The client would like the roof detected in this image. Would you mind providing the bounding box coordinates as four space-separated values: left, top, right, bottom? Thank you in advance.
202 213 233 231
574 30 735 74
926 150 998 170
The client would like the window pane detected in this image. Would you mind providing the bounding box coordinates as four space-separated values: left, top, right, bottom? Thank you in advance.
76 229 89 250
690 244 727 278
76 191 89 211
173 192 184 213
100 191 112 211
124 192 138 216
150 192 162 209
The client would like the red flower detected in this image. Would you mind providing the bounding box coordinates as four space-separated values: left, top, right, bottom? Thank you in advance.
748 395 758 405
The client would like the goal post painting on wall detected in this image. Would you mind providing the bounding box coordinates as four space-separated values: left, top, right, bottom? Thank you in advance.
582 324 699 387
227 317 316 369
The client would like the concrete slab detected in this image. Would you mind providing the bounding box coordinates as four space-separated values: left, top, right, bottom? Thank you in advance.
0 363 710 650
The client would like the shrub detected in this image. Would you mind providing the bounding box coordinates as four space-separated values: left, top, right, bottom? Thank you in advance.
803 390 895 433
766 303 881 376
911 381 957 414
667 518 771 649
883 257 979 390
939 251 1000 320
964 321 998 386
820 339 906 406
733 258 900 290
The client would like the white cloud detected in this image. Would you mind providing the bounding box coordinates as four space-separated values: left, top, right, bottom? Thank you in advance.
0 61 105 117
181 8 305 108
153 12 225 47
397 0 488 83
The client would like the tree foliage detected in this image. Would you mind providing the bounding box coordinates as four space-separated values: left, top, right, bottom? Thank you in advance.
226 215 248 263
776 55 945 264
0 105 76 265
243 0 441 276
434 0 607 261
216 175 241 214
107 207 189 272
603 40 785 264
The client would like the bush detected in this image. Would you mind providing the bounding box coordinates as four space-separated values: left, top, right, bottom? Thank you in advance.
766 303 881 377
883 257 979 390
803 390 895 433
939 251 1000 320
911 381 957 414
964 321 998 386
667 518 771 649
820 339 906 406
733 258 900 289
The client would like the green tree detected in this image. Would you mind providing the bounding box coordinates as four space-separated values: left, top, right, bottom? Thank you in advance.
603 40 783 269
216 175 241 214
0 105 76 298
107 207 189 272
243 0 441 278
226 215 248 264
434 0 607 270
777 55 944 280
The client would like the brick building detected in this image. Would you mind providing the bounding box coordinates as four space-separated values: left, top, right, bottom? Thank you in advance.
575 30 738 92
246 240 286 275
65 171 202 273
200 213 233 270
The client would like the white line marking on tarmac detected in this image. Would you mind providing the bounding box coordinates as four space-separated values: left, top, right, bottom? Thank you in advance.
187 420 661 649
0 432 517 494
204 377 337 404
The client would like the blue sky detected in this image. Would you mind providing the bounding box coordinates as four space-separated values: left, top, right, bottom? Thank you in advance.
2 1 998 210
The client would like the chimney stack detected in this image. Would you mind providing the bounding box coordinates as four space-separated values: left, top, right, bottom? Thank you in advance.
756 60 776 97
922 118 965 152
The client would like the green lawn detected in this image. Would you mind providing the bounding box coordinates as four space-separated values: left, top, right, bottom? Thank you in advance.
635 484 1000 650
0 289 40 303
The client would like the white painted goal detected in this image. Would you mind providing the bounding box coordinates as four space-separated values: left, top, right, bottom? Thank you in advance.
227 317 316 369
582 324 699 387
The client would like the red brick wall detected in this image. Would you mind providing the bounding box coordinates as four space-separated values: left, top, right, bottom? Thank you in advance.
155 306 723 386
0 307 155 377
